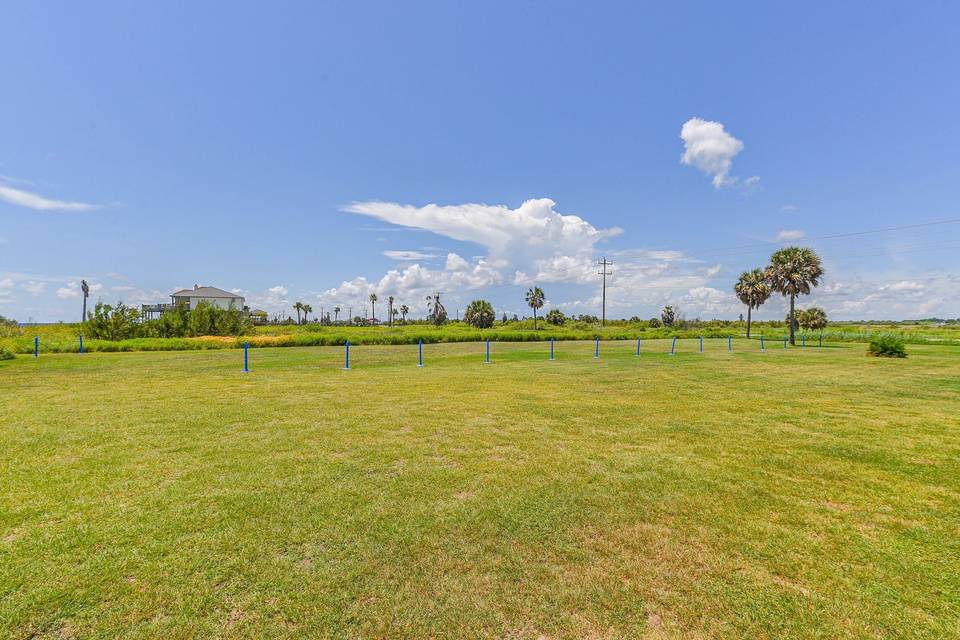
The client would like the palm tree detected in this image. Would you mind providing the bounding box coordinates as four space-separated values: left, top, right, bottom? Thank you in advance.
334 306 341 323
766 247 824 345
399 304 409 324
387 295 395 327
369 293 378 323
302 303 313 323
734 268 771 338
80 279 90 323
426 292 447 325
525 287 545 330
293 301 303 324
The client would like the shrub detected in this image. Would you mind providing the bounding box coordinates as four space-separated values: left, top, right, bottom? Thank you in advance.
0 315 19 338
648 317 662 328
868 334 907 358
661 306 675 326
545 309 566 326
0 345 15 360
463 299 495 329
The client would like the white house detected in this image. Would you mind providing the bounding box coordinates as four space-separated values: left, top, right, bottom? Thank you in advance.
170 285 245 310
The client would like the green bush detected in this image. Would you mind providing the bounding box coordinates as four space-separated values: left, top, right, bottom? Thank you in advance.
0 345 15 360
867 334 907 358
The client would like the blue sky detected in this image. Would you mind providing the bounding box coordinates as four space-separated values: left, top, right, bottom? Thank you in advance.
2 1 959 322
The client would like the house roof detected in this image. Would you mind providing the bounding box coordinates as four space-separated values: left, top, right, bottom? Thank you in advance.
170 285 242 299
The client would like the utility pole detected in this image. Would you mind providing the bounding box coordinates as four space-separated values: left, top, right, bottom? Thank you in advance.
597 257 612 327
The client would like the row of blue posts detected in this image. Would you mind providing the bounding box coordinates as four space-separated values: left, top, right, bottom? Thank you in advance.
22 333 822 370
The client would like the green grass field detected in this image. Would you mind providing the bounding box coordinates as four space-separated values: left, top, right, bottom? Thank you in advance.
2 340 959 638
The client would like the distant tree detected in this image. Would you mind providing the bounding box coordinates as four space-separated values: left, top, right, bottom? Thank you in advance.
399 304 409 324
799 306 828 331
525 287 545 329
734 268 771 338
302 303 313 323
333 306 341 323
766 247 824 345
293 302 303 324
426 292 447 325
464 299 495 328
661 306 675 327
369 293 378 322
387 295 395 327
545 309 566 326
648 317 662 328
501 312 508 325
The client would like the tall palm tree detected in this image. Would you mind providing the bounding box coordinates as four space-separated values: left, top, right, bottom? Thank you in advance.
369 293 378 323
80 279 90 324
525 286 545 330
387 295 395 327
334 306 341 323
302 303 313 323
766 247 824 345
734 268 771 338
426 292 447 325
293 301 303 324
399 304 409 324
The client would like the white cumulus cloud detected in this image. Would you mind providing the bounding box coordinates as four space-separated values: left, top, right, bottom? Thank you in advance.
680 117 755 188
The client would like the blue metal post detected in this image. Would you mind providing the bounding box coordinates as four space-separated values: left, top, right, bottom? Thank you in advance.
79 335 84 354
418 338 423 367
242 342 249 372
728 335 732 351
760 335 765 351
783 336 788 350
699 336 703 353
34 336 39 358
344 340 351 369
636 337 641 356
485 338 490 364
594 337 599 358
802 334 806 349
669 336 677 355
819 334 823 348
550 337 555 361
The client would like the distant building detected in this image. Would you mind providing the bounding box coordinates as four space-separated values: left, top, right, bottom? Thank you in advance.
171 285 245 310
142 284 246 319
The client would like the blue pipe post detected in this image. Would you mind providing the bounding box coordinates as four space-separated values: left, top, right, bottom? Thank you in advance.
699 336 703 353
783 336 788 350
34 336 39 359
636 337 641 356
79 335 84 354
760 335 765 351
728 335 732 351
344 340 351 370
550 337 555 361
594 337 600 359
418 338 423 367
242 342 249 373
802 334 806 349
485 338 490 364
669 336 677 355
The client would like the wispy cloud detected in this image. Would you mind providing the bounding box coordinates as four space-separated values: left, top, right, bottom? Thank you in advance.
775 229 806 242
0 184 97 212
383 250 440 261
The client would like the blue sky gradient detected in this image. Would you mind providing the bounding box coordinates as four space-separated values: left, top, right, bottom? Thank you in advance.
2 1 959 321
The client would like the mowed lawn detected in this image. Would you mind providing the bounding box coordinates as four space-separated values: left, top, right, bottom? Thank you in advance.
2 340 959 639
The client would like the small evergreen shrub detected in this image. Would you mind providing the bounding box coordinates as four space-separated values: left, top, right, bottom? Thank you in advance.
0 345 15 360
868 334 907 358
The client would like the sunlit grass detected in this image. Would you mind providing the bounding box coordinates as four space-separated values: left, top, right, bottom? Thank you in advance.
2 340 958 638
